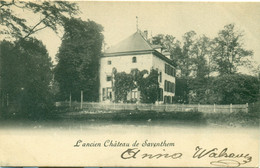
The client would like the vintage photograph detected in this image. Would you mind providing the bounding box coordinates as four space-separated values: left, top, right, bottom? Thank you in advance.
0 1 259 167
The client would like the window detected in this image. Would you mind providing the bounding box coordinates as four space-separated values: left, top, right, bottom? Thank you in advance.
107 60 112 65
106 75 112 81
107 87 112 99
165 63 175 77
131 91 138 99
159 72 162 82
132 57 137 63
164 80 175 93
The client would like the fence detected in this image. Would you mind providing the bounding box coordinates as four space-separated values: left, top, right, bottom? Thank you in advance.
55 102 248 113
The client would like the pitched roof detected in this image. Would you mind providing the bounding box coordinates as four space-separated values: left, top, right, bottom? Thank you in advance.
103 31 176 67
105 32 153 54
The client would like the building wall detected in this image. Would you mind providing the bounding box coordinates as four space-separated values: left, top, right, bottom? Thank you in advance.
99 53 153 102
152 55 176 103
99 53 176 103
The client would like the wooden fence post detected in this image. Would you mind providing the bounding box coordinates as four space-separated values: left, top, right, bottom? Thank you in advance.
230 103 232 113
246 103 248 113
80 90 83 109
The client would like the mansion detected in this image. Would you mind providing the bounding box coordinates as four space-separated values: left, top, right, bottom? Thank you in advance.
99 31 176 104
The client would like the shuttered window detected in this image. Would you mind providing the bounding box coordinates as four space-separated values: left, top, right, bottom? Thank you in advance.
165 63 176 77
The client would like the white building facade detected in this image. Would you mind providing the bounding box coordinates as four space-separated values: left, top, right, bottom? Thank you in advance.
99 31 176 103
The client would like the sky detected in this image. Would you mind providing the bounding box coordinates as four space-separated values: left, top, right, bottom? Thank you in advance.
12 1 260 72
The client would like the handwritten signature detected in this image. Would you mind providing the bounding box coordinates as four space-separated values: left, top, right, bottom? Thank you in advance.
121 148 182 160
193 146 252 167
120 146 252 167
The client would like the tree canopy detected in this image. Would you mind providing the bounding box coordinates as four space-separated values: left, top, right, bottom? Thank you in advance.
152 24 258 104
0 1 79 118
54 18 104 102
0 1 78 39
212 24 253 75
0 38 53 117
211 74 260 104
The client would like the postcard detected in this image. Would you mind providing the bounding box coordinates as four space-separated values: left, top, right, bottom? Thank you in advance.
0 1 259 167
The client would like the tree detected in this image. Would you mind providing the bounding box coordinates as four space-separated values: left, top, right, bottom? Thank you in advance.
212 24 253 75
185 35 214 104
211 74 260 104
54 18 104 102
150 34 182 74
151 34 165 46
0 1 78 39
114 72 135 102
152 31 198 78
0 40 19 109
0 38 53 118
113 69 159 103
138 69 159 103
173 77 189 103
178 31 197 77
17 38 53 116
190 35 212 79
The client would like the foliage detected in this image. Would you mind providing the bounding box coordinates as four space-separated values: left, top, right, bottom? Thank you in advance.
152 24 256 105
114 72 135 102
138 69 160 103
175 74 260 105
152 34 177 54
0 1 78 39
179 31 197 77
151 32 212 78
113 69 159 103
190 35 212 79
0 38 53 118
187 77 210 104
151 34 182 72
211 74 260 104
173 77 189 103
212 24 253 75
54 18 104 102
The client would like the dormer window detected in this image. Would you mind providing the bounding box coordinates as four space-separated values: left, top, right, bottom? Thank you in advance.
107 60 112 65
132 57 137 63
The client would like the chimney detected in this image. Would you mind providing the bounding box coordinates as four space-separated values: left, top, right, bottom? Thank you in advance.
143 30 148 40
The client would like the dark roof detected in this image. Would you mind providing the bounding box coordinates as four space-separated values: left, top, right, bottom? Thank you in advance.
105 32 153 54
103 31 176 67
